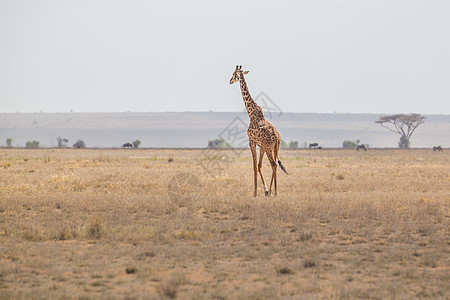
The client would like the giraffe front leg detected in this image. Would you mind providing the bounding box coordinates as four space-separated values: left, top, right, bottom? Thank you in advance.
249 141 258 197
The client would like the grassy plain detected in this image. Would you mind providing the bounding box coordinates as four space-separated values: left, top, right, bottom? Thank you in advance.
0 148 448 299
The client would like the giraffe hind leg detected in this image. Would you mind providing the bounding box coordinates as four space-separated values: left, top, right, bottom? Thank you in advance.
266 148 278 196
258 148 269 196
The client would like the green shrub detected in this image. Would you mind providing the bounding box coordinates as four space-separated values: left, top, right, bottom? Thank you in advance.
342 140 357 149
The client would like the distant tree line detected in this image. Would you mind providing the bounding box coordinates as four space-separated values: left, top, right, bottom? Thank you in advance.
2 137 146 149
2 113 429 149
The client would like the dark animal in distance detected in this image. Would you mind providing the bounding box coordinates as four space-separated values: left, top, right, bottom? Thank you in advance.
122 143 132 148
309 143 319 149
433 145 443 152
168 157 174 163
357 144 367 151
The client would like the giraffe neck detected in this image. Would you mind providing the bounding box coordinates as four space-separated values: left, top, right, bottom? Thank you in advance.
239 75 262 121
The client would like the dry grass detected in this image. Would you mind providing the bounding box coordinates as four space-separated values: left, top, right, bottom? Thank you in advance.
0 148 449 299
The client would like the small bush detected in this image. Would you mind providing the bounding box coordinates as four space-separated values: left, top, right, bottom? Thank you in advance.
73 139 86 149
207 138 231 149
25 141 40 149
289 140 299 149
280 140 299 149
132 139 141 148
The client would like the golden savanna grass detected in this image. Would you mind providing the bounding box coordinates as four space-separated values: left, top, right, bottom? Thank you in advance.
0 148 449 299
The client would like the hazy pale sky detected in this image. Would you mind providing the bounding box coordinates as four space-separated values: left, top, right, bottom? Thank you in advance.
1 0 449 114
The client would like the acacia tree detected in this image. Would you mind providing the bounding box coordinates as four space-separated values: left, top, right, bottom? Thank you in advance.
57 136 68 148
375 113 426 148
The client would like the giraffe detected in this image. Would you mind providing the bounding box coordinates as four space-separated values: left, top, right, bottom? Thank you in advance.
229 65 288 197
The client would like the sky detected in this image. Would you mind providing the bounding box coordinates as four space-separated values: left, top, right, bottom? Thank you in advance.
1 0 449 114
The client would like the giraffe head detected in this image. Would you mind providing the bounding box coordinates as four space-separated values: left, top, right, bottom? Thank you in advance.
229 65 249 84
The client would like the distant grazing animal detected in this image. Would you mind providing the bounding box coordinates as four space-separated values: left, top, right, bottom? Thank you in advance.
309 143 319 149
433 145 443 152
230 65 287 197
122 143 132 148
168 157 174 163
357 144 367 151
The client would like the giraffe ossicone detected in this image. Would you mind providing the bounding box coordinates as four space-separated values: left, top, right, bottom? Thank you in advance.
229 65 288 197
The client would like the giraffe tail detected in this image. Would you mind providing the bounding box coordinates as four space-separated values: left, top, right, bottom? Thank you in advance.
278 160 288 175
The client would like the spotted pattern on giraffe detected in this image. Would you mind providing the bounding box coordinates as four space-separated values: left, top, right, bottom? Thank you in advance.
230 65 287 197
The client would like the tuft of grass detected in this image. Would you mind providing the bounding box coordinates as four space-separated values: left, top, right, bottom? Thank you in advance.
88 216 104 239
22 227 43 241
297 230 314 242
58 226 73 240
138 251 156 260
157 274 187 299
336 174 345 180
303 259 317 268
90 280 104 287
276 266 294 275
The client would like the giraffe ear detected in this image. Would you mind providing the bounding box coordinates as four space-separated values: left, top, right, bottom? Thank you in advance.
243 70 249 75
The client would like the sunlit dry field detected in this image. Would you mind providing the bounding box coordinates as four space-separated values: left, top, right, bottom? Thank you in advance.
0 148 448 299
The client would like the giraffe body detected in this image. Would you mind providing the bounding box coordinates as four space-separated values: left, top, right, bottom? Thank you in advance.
230 65 287 196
